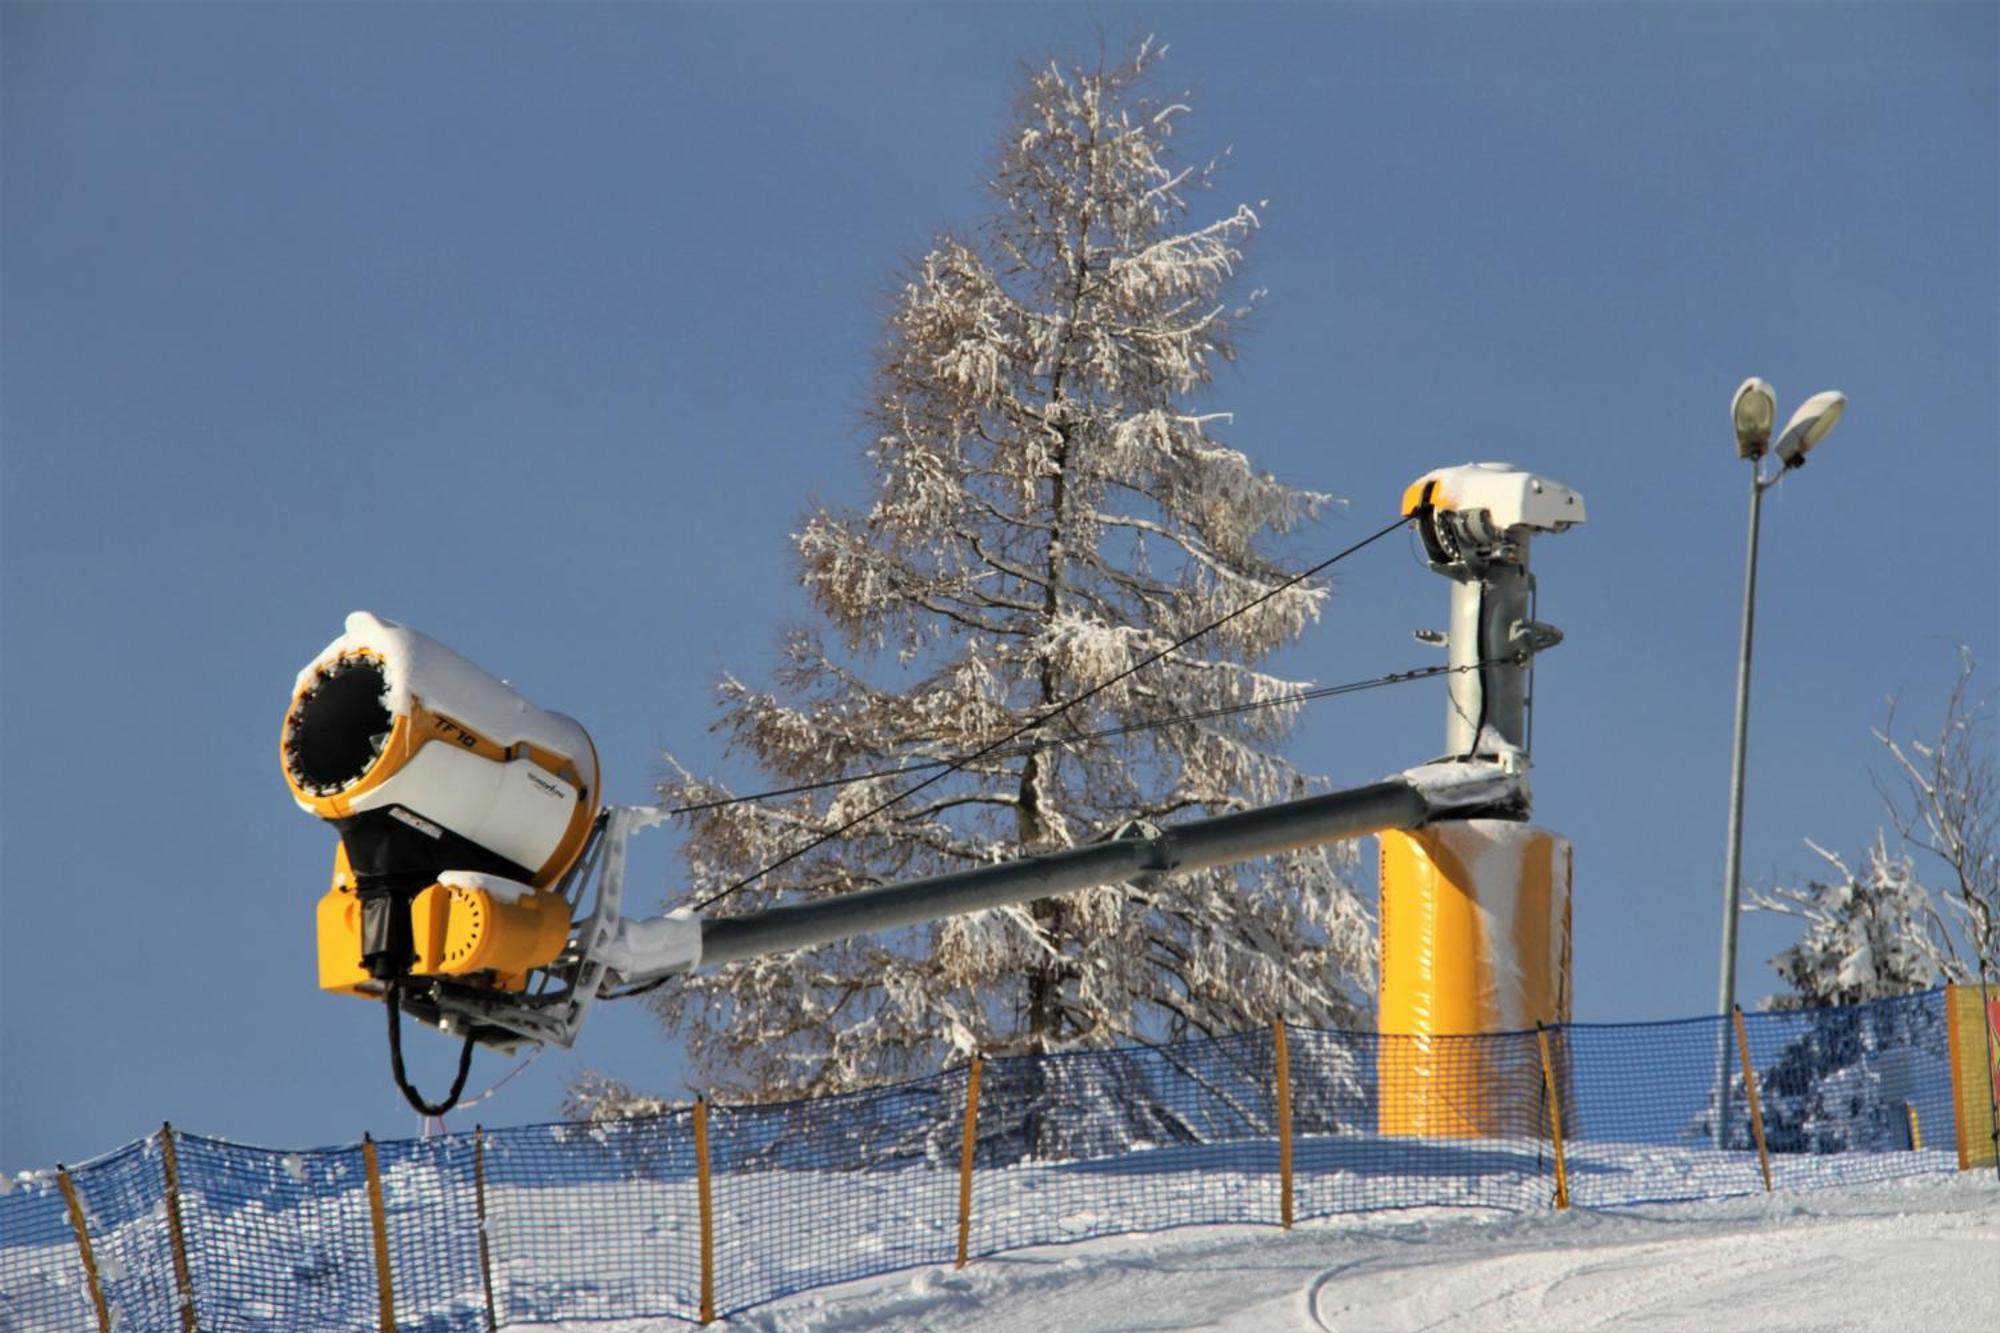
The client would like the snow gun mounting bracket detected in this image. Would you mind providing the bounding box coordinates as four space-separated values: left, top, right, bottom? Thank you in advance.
283 463 1583 1112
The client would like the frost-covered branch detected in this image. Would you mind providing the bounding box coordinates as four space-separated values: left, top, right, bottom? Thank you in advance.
1869 648 1997 974
1756 650 1997 1009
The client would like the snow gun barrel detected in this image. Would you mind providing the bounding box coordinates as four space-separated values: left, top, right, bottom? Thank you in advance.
283 612 600 1000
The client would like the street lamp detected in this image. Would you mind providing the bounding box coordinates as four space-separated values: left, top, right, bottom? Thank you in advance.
1714 378 1848 1147
1775 391 1848 469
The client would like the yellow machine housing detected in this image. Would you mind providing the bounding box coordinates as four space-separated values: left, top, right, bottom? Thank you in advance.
316 845 570 995
411 880 572 989
316 846 374 995
1377 821 1572 1137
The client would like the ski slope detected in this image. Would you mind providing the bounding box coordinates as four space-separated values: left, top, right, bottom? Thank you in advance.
729 1173 2000 1332
6 1131 1991 1330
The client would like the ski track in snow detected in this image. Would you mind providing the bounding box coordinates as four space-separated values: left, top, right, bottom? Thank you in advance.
723 1175 1999 1332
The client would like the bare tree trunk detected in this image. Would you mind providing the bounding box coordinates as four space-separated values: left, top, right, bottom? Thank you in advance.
1018 102 1102 1051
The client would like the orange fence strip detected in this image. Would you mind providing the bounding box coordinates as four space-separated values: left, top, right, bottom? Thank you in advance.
363 1136 397 1332
1273 1019 1294 1230
1535 1027 1569 1209
1943 982 2000 1172
474 1127 498 1331
1983 982 2000 1173
158 1123 198 1332
1733 1007 1773 1192
694 1100 715 1325
57 1166 111 1333
956 1055 983 1268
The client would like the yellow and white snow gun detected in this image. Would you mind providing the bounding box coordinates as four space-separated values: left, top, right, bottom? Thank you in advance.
283 614 613 1106
285 463 1585 1119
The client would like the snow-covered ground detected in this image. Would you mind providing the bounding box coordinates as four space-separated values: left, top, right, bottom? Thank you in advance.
6 1134 1990 1331
731 1172 2000 1332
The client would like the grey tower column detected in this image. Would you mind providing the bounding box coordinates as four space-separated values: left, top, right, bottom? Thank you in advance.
1444 550 1535 760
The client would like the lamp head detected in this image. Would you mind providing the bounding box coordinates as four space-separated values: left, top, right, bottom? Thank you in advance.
1731 377 1776 459
1774 390 1847 469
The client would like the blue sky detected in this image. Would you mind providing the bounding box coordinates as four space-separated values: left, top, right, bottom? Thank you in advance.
3 3 1994 1173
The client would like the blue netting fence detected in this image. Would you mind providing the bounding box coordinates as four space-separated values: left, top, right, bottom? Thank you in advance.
1 989 1980 1330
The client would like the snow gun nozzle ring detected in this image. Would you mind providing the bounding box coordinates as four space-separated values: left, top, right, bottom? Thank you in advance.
284 655 393 796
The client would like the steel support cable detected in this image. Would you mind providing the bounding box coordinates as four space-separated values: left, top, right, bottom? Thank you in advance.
666 660 1476 817
692 515 1412 913
600 656 1465 1003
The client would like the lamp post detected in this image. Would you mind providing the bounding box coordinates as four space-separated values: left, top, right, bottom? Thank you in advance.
1714 379 1847 1147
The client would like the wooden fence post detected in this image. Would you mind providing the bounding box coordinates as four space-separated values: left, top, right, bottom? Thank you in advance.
57 1166 112 1333
474 1127 498 1332
1732 1007 1773 1192
1534 1027 1569 1210
157 1123 198 1332
694 1099 715 1325
362 1135 398 1332
956 1054 984 1268
1273 1019 1294 1230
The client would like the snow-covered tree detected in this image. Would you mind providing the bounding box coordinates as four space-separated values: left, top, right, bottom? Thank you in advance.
1686 843 1949 1154
1873 648 1997 980
617 42 1373 1109
1700 653 1996 1155
1751 835 1948 1009
1752 650 1996 1008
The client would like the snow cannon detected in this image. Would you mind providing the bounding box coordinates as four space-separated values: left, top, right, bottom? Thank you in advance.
1381 464 1581 1138
283 612 599 1005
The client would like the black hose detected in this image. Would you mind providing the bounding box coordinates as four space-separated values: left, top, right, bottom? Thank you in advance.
1463 578 1489 759
384 977 476 1116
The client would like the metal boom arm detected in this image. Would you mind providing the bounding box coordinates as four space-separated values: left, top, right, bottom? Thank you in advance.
588 759 1518 1000
698 778 1431 971
415 762 1510 1050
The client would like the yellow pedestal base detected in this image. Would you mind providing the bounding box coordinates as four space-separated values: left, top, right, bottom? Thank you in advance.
1377 821 1571 1137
